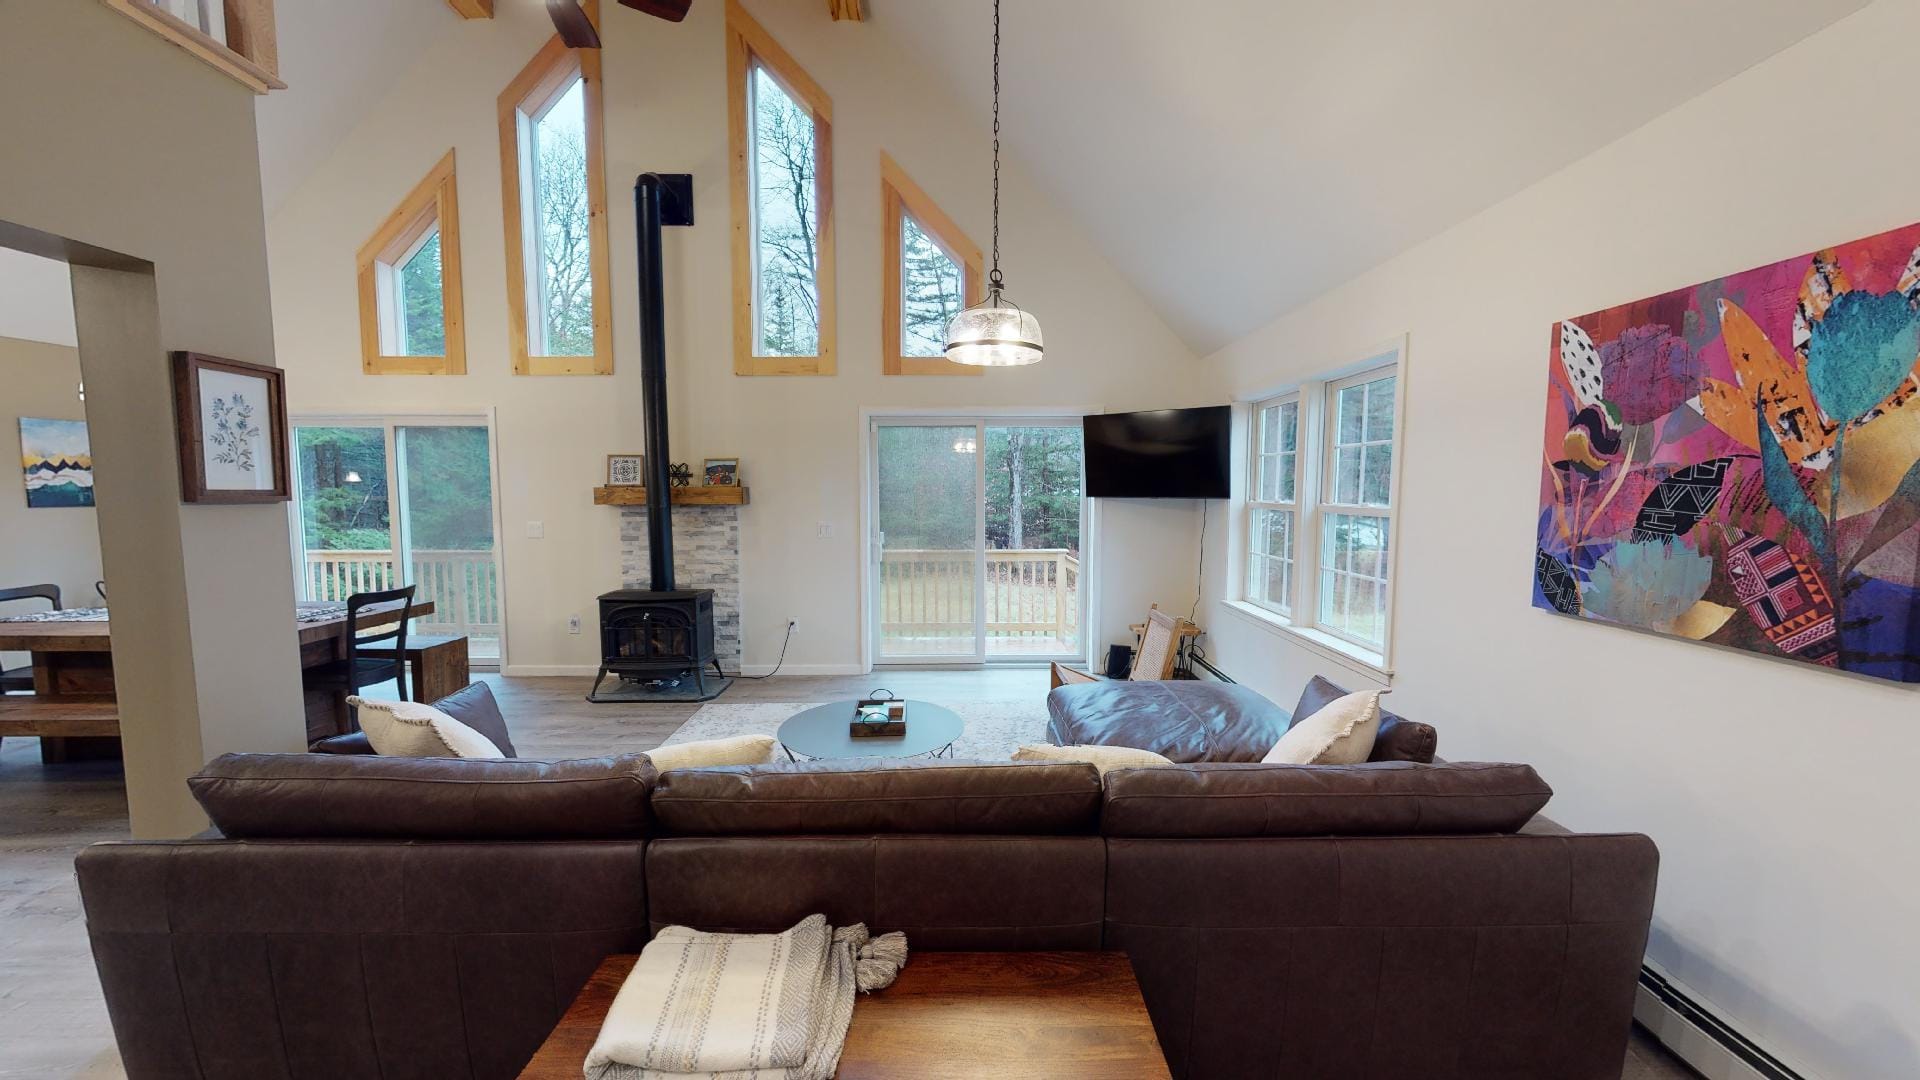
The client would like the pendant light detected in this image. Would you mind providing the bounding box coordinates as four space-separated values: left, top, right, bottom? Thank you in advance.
944 0 1044 367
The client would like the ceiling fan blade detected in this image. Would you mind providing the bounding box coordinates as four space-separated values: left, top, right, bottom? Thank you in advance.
617 0 693 22
546 0 602 47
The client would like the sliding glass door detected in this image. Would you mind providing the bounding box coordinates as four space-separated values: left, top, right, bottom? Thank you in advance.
291 416 506 667
871 417 1085 665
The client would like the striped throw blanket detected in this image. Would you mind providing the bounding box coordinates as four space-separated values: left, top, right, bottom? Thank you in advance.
584 915 908 1080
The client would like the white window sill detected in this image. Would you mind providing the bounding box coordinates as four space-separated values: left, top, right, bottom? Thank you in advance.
1221 600 1394 682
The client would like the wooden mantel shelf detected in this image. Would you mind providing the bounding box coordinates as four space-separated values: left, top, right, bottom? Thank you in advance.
594 485 749 506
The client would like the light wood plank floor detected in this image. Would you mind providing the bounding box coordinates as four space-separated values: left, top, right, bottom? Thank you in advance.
0 671 1698 1079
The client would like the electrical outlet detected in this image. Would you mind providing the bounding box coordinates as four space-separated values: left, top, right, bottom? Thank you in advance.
567 614 582 635
816 521 833 538
788 618 799 634
526 521 545 539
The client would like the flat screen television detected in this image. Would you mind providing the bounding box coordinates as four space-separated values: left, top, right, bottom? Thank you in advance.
1084 406 1232 499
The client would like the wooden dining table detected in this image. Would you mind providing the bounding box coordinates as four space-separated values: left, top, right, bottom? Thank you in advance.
0 599 433 761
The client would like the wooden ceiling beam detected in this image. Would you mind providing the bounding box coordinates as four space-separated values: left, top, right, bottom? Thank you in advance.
829 0 863 21
445 0 494 19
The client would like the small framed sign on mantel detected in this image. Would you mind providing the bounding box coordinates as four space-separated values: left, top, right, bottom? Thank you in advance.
170 351 291 504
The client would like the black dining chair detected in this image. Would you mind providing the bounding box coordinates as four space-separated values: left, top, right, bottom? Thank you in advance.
308 585 416 707
1 584 62 694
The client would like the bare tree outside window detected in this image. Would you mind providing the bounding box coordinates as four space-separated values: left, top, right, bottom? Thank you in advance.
901 214 963 356
751 65 819 356
531 78 594 357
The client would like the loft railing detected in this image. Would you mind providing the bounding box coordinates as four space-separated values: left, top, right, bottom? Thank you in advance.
879 548 1079 643
304 549 501 647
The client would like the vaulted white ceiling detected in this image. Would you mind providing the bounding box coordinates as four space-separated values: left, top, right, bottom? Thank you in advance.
869 0 1867 352
255 0 1868 351
255 0 458 216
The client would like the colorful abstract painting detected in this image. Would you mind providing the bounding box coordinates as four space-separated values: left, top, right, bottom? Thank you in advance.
1535 222 1920 683
19 417 94 509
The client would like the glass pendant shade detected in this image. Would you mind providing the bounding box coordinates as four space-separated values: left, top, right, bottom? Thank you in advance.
944 289 1044 367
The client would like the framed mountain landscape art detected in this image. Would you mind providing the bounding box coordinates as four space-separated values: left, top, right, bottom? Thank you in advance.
170 351 290 504
19 417 94 508
1536 221 1920 683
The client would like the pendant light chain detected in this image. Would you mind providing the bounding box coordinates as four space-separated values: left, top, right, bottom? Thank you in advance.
941 0 1042 366
989 0 1003 291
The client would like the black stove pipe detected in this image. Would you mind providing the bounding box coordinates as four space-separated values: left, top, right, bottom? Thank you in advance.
635 173 693 592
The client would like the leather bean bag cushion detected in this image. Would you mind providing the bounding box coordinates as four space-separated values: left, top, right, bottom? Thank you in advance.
1046 680 1291 763
1292 675 1437 763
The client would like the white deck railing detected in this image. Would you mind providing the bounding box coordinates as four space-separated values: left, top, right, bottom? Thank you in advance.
304 549 502 647
879 548 1079 642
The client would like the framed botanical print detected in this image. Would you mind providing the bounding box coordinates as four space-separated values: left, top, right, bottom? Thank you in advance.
170 351 291 504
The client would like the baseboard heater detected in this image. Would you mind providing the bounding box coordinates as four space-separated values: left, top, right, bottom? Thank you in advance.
1636 965 1810 1080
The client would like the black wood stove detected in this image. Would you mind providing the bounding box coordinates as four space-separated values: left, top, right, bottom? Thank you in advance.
587 174 732 703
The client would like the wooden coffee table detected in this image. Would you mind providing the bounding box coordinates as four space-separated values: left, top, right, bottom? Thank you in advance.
519 951 1170 1078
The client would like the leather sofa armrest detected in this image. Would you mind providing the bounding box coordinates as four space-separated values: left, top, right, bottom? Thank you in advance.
309 731 375 755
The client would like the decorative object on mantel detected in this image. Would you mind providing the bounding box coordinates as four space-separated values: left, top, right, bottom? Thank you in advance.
668 462 692 487
942 0 1044 368
704 457 740 486
170 351 290 504
19 418 95 509
607 453 646 486
1535 219 1920 684
593 484 748 506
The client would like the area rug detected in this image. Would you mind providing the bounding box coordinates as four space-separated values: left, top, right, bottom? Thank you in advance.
660 701 1051 762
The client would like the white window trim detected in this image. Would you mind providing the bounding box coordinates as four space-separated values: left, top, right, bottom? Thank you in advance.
1245 392 1299 619
1233 339 1407 677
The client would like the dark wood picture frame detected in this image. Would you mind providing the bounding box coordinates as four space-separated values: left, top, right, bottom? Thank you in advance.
170 351 291 504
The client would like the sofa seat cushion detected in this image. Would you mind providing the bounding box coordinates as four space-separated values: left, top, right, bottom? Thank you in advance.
1100 761 1552 838
1046 680 1290 763
1293 675 1437 763
188 752 655 840
651 759 1102 835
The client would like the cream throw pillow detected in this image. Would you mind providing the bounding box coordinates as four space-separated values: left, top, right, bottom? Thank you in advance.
1262 689 1383 765
348 696 505 760
645 733 778 773
1012 743 1176 776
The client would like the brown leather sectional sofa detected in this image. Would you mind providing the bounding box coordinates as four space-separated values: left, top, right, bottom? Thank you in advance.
76 753 1657 1079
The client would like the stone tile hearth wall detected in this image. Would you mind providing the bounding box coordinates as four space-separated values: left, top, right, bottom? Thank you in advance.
618 505 742 668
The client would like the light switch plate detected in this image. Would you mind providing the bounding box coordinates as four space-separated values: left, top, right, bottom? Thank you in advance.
526 521 545 538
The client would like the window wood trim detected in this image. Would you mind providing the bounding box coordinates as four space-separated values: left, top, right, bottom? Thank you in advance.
355 150 466 376
727 0 836 376
498 30 614 377
881 153 981 377
103 0 285 94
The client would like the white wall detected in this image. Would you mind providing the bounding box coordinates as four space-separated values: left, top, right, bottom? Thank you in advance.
0 336 103 665
1199 3 1919 1076
265 0 1206 675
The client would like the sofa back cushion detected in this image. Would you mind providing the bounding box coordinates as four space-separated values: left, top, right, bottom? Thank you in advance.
189 752 654 840
651 759 1102 835
1293 675 1437 762
1100 761 1551 838
1046 680 1291 762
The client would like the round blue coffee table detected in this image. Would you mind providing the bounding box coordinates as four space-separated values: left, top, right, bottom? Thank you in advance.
776 699 964 761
